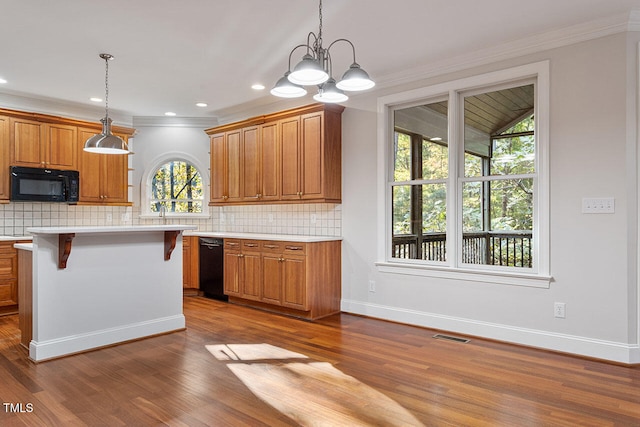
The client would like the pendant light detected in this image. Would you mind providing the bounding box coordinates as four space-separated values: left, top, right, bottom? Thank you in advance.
271 0 374 103
84 53 129 154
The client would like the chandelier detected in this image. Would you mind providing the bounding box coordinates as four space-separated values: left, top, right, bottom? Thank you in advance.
270 0 375 103
84 53 129 154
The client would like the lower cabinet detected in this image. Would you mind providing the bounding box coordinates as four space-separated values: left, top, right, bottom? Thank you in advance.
0 240 30 316
223 238 341 320
182 236 200 294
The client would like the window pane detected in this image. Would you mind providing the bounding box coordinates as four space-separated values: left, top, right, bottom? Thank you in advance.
392 184 446 261
462 179 533 267
464 84 534 177
151 161 203 213
394 101 448 182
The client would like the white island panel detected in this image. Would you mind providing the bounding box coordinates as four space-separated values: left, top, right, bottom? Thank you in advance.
26 225 195 362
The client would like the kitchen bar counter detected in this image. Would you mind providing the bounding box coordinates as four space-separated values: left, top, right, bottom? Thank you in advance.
19 225 196 362
184 231 342 243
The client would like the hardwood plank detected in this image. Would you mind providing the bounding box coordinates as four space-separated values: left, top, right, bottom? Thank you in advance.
0 296 638 426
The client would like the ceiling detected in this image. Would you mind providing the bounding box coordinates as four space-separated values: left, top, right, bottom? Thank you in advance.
0 0 638 123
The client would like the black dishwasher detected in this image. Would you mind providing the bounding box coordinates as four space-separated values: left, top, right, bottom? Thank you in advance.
199 238 227 301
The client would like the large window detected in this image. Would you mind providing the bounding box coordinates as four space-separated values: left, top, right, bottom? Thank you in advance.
381 62 549 286
150 160 204 213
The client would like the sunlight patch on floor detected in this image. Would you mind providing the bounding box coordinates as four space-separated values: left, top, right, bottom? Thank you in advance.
206 343 424 427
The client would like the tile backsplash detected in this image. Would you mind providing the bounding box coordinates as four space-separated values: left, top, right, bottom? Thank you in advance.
0 202 341 237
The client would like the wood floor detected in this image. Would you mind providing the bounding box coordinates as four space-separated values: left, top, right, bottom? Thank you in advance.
0 296 639 426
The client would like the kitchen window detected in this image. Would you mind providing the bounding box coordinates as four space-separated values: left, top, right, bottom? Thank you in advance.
141 154 209 218
377 62 550 287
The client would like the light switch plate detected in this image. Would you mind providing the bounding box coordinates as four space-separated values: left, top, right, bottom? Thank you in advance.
582 197 614 214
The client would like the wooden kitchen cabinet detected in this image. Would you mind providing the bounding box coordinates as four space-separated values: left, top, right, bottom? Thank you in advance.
206 103 343 205
0 240 30 316
10 118 78 170
223 238 341 320
223 239 262 301
0 116 10 201
182 235 200 294
77 127 130 205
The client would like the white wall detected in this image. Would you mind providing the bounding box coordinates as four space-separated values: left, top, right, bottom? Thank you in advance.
340 32 640 363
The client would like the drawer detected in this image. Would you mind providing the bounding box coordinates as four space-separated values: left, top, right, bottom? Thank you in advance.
282 242 306 255
260 241 285 253
224 239 242 251
241 240 261 251
0 256 16 279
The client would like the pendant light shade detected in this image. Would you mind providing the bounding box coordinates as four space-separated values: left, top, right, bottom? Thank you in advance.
272 0 374 103
270 72 308 98
336 63 375 91
84 53 128 155
313 78 348 103
288 54 329 86
84 117 129 154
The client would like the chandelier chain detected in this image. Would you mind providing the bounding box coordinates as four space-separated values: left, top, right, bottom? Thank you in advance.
317 0 323 49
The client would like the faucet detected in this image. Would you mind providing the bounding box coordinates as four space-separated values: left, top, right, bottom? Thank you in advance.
159 205 167 224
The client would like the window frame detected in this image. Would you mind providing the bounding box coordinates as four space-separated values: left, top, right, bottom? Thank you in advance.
140 152 210 219
376 61 551 288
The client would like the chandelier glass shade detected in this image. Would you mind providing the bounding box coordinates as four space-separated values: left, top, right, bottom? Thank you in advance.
271 0 374 103
84 53 129 155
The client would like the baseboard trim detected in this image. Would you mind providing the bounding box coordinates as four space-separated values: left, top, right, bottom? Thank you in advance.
341 300 639 364
29 315 186 362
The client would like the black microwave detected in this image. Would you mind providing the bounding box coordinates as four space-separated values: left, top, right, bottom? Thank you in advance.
10 166 79 203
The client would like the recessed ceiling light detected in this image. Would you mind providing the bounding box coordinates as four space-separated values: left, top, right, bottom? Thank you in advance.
251 84 265 90
0 78 7 84
90 97 102 102
165 112 177 116
196 102 208 107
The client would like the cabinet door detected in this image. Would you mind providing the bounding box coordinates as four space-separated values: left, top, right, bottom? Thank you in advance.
101 151 128 203
261 253 282 305
210 133 226 203
300 112 323 199
46 123 77 170
241 251 262 301
226 130 242 202
280 117 301 200
282 255 307 310
260 122 280 201
11 118 45 167
78 129 103 202
242 126 260 200
223 251 241 296
0 116 10 200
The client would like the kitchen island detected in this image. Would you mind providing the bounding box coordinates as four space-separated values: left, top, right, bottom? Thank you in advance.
17 225 196 362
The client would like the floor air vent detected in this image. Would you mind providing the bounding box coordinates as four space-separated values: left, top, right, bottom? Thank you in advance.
433 334 470 343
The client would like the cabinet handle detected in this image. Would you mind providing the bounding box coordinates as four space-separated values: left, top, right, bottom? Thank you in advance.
227 242 239 247
245 243 258 247
239 254 244 258
222 195 229 200
263 244 278 249
285 246 303 251
279 257 285 262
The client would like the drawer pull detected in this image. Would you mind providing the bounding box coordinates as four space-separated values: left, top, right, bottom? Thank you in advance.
245 243 258 247
263 244 278 249
285 246 303 251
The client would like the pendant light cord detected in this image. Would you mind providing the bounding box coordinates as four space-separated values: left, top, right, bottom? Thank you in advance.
104 56 110 120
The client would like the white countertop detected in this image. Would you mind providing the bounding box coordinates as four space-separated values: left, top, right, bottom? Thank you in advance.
27 225 198 235
14 242 33 251
184 231 342 242
0 235 33 241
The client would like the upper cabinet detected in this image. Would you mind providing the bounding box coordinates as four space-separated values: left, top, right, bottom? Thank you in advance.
10 118 78 170
0 108 134 204
205 103 343 205
77 128 130 205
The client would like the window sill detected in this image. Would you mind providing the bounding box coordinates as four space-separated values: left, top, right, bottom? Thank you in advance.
375 261 551 288
139 213 211 220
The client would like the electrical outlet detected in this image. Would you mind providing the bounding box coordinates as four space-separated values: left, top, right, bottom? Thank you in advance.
554 302 566 318
106 213 113 223
368 280 376 293
310 214 317 224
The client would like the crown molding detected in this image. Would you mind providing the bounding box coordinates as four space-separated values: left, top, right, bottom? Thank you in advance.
132 116 218 128
376 10 640 90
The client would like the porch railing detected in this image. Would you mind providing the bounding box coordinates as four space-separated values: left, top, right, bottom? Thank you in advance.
392 231 533 268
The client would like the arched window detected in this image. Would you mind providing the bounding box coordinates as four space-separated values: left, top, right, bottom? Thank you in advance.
150 160 204 213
